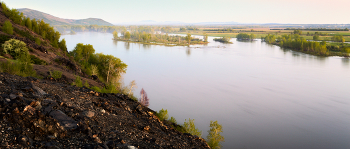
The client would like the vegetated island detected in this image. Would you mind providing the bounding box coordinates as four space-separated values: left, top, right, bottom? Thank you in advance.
213 36 232 43
112 30 209 46
262 31 350 57
0 2 225 148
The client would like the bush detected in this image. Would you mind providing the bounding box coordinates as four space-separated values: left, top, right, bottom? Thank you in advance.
156 109 169 121
0 60 21 75
0 34 10 45
35 37 41 45
72 76 83 87
13 28 35 41
0 59 36 77
169 116 177 124
84 81 89 88
2 20 13 35
30 55 47 65
90 86 102 92
50 70 62 80
2 39 29 59
183 118 202 137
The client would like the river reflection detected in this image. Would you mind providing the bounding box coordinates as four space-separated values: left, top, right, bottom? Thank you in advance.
62 32 350 149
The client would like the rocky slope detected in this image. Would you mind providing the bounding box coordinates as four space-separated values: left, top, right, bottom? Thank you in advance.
0 72 209 148
0 3 210 149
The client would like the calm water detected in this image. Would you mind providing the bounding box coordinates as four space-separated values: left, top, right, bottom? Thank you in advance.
62 32 350 149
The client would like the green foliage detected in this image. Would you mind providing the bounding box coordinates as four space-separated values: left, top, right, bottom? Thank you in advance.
50 70 62 80
73 76 83 87
58 38 67 52
206 120 225 149
183 118 202 137
236 33 250 40
2 20 13 35
113 31 118 39
25 18 32 30
0 60 20 75
265 34 330 56
1 2 23 24
213 36 232 43
124 31 131 40
35 37 41 45
332 35 345 43
156 109 169 121
179 27 186 32
313 35 320 41
185 33 192 44
0 59 36 77
13 28 35 41
2 39 29 59
30 55 47 65
169 117 177 124
90 86 102 92
0 34 10 45
293 30 302 35
84 81 89 88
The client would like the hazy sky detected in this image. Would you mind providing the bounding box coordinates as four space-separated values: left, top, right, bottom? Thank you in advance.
4 0 350 24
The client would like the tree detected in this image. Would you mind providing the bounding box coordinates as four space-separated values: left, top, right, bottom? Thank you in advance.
139 88 149 107
206 120 225 149
25 17 32 30
124 31 131 40
2 39 29 59
203 32 208 42
113 31 118 39
157 109 168 121
250 34 256 40
183 118 202 137
313 35 320 41
2 20 13 35
58 38 67 52
185 33 192 45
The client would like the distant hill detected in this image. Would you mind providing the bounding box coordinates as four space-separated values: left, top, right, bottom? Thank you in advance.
18 8 114 26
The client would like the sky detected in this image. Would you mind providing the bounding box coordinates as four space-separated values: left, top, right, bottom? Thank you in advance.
4 0 350 24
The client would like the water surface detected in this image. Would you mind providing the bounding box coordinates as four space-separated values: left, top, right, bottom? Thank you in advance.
62 32 350 149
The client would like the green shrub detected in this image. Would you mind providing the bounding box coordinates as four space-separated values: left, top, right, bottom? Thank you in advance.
35 37 41 45
83 81 89 88
2 20 13 35
90 86 102 92
156 109 169 121
50 70 62 80
13 28 35 41
0 59 36 77
72 76 83 87
169 116 177 124
30 55 47 65
0 34 10 45
183 118 202 137
2 39 29 59
0 60 21 75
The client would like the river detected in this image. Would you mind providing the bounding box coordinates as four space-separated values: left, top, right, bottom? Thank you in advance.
62 32 350 149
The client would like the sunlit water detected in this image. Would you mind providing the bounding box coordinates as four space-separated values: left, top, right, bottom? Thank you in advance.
62 32 350 149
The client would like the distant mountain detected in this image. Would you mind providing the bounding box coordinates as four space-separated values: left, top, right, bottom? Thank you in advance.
18 8 114 26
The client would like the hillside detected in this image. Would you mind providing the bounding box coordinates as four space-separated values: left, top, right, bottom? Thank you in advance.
18 8 114 26
0 3 210 148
